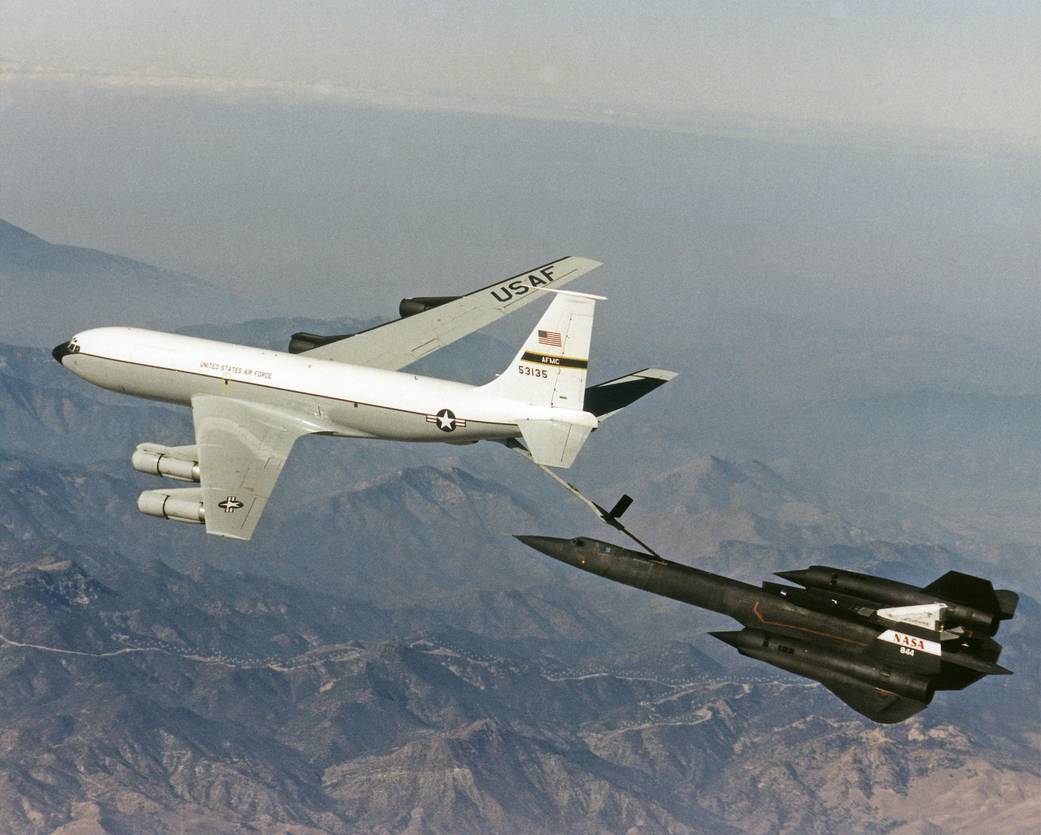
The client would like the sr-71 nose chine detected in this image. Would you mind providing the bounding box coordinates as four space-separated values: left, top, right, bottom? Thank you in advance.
52 257 676 541
515 535 1018 724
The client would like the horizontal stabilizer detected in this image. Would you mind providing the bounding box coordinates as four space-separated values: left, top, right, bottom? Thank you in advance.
584 368 677 421
516 419 592 469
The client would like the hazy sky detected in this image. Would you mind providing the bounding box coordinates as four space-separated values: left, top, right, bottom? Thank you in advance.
1 2 1037 523
1 1 1037 350
3 1 1038 147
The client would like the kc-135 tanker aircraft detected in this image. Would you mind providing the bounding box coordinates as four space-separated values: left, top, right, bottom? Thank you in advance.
517 534 1018 723
52 256 675 540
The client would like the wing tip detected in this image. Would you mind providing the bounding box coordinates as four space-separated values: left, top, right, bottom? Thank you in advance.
638 368 679 381
554 255 604 272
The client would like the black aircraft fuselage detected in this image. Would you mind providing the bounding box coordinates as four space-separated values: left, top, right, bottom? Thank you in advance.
516 535 1018 723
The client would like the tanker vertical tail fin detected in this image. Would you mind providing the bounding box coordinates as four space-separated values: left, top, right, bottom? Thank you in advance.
482 288 602 409
483 289 604 467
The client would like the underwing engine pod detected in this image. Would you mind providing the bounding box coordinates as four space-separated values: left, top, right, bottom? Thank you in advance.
138 488 205 524
131 443 200 482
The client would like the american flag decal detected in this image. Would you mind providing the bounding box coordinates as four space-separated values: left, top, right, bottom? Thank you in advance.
538 330 562 347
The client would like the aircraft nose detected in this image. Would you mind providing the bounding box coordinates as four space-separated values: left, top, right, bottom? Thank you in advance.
514 534 569 556
52 341 72 365
513 534 589 568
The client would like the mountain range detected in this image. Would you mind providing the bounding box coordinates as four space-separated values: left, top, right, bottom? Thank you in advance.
0 221 1037 833
0 220 248 348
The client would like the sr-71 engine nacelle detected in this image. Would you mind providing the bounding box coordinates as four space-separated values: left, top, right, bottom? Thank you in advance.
131 443 200 482
776 565 1019 636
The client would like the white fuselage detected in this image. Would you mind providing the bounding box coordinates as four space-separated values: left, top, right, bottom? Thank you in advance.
60 327 596 442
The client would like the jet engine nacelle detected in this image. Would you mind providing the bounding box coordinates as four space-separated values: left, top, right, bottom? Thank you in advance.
776 565 1017 636
719 629 936 705
287 331 354 354
398 295 460 318
131 443 200 482
138 488 205 524
287 296 463 353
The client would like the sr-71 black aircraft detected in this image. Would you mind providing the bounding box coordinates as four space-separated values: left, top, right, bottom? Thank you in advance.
516 533 1018 723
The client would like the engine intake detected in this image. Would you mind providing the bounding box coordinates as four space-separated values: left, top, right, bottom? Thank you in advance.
138 488 205 524
131 443 200 482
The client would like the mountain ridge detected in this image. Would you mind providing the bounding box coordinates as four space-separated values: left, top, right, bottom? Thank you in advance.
0 218 252 346
0 223 1036 832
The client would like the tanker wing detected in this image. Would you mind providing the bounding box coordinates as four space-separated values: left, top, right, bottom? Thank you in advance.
298 256 602 369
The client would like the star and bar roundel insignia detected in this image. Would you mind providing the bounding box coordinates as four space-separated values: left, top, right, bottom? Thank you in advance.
218 496 245 513
426 408 466 433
